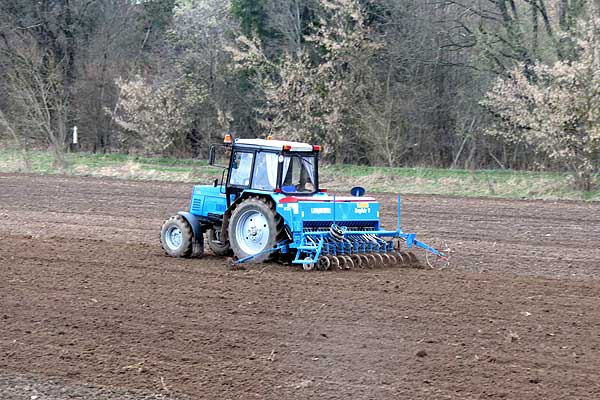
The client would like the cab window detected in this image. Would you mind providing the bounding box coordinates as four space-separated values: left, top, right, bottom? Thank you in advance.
251 152 278 191
281 154 316 193
229 151 253 187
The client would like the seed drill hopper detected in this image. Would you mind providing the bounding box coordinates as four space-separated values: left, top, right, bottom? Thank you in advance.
160 136 448 270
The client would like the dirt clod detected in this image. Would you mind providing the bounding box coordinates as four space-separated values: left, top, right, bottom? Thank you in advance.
415 350 428 358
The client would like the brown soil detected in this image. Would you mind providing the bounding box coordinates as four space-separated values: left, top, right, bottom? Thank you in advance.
1 173 599 399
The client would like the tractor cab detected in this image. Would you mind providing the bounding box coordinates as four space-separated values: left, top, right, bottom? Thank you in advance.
211 137 322 206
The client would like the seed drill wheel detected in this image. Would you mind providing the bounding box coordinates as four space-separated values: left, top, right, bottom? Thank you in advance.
373 253 384 265
303 257 315 271
381 253 391 265
392 251 404 264
207 228 232 256
351 254 363 269
362 254 374 268
329 255 342 270
398 251 411 265
228 197 283 262
317 256 331 271
342 256 354 269
160 215 202 258
407 252 419 265
394 253 404 264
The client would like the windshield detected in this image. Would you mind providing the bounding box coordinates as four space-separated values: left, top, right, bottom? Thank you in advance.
281 154 316 194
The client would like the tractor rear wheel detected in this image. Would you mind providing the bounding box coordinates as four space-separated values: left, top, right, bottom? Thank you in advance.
207 228 232 256
160 215 197 258
228 197 281 262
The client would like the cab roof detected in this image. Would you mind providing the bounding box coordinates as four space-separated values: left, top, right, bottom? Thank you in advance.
234 138 314 152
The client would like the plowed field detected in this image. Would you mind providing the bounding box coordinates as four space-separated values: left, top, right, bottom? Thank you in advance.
1 173 599 399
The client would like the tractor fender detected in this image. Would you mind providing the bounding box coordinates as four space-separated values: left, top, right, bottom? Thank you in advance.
227 191 272 212
177 211 203 242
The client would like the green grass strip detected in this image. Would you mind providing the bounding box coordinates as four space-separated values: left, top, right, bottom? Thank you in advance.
0 148 598 201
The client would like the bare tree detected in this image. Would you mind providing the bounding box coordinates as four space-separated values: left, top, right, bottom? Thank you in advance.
1 33 69 168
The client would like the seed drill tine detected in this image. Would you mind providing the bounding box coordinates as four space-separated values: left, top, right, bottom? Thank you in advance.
412 239 447 259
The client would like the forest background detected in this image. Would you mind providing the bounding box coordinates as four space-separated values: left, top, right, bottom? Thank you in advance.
1 0 599 190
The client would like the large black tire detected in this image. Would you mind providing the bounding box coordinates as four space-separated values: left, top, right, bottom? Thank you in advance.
228 197 284 262
160 215 201 258
207 228 232 256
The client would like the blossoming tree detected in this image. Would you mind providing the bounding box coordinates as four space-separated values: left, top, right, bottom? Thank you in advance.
482 13 600 190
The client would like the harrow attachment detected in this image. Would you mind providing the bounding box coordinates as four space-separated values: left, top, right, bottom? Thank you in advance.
295 225 444 271
312 250 420 271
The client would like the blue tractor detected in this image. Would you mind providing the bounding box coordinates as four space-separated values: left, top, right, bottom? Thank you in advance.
160 136 447 270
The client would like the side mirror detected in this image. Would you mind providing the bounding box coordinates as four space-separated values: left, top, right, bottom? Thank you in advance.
350 186 366 197
209 144 230 168
209 145 216 166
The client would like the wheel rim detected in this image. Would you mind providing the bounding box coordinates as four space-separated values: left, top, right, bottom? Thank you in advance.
235 209 270 255
165 226 183 250
303 257 314 271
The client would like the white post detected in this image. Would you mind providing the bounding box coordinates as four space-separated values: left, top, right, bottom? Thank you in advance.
72 125 78 144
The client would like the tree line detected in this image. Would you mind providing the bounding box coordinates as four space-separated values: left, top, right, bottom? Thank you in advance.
0 0 598 188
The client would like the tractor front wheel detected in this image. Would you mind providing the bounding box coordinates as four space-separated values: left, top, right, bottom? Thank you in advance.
228 197 280 262
160 215 197 258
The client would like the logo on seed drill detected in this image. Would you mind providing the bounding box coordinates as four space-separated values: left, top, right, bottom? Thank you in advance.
354 202 370 214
